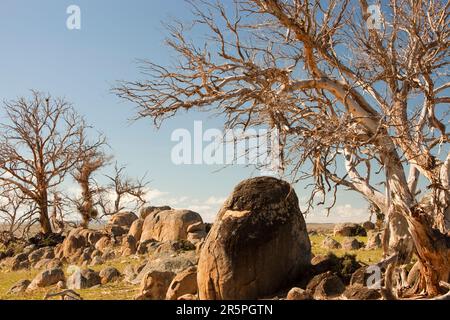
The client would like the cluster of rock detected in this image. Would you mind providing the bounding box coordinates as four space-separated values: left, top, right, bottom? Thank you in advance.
1 176 386 300
1 245 61 272
320 222 382 251
7 264 122 295
286 272 381 300
48 206 208 267
286 252 381 300
1 205 209 298
333 222 370 237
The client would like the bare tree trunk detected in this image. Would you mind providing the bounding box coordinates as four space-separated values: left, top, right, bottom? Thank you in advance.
38 192 52 234
385 210 414 260
406 157 450 295
380 146 416 295
407 208 450 296
39 208 52 234
384 203 450 297
80 181 92 229
383 206 414 296
384 178 450 296
80 215 90 229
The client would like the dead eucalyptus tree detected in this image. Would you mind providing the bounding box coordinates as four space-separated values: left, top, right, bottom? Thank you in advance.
0 187 38 242
0 91 98 235
115 0 449 297
98 163 148 216
72 144 110 228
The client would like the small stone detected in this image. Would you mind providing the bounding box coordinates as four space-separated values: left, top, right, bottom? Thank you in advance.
8 279 31 294
342 237 364 250
28 268 65 290
286 287 312 300
99 266 121 284
321 236 342 249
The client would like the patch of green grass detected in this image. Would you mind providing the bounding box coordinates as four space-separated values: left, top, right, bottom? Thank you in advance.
0 269 40 300
310 234 383 265
88 255 146 273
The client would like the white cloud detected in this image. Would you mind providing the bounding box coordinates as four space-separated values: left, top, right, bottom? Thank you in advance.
205 196 227 205
179 196 189 202
305 204 369 223
143 188 169 202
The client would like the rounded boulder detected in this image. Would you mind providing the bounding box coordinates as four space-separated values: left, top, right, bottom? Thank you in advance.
197 176 311 300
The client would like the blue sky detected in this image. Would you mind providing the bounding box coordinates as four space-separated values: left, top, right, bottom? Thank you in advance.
0 0 370 223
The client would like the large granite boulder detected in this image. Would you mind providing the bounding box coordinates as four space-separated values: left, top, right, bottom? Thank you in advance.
140 209 203 243
197 177 311 300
